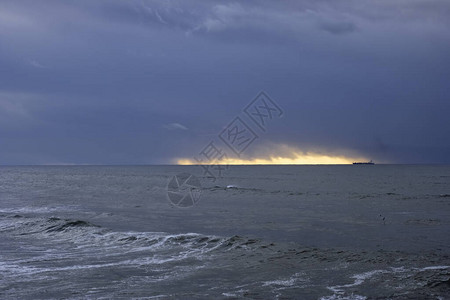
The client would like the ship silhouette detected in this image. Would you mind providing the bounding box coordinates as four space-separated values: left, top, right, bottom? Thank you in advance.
353 160 375 165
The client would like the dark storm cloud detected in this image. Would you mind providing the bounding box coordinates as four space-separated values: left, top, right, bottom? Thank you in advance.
0 0 449 164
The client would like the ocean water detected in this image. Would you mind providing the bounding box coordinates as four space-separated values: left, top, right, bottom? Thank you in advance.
0 165 449 299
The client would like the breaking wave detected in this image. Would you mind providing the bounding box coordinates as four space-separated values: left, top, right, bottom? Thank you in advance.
1 214 449 299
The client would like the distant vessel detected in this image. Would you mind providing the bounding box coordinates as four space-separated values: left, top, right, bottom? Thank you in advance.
353 160 375 165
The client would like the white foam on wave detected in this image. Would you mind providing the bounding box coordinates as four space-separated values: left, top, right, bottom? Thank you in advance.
222 292 237 297
1 217 227 282
262 272 308 292
323 265 450 300
320 294 367 300
221 289 247 298
419 265 449 271
57 231 225 265
328 269 386 294
3 213 226 253
263 277 297 287
0 252 204 280
3 215 223 255
226 185 239 189
0 205 79 214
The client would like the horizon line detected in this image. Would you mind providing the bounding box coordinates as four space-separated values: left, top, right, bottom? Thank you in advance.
1 163 449 167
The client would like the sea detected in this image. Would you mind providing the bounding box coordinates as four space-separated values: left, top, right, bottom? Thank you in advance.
0 165 449 299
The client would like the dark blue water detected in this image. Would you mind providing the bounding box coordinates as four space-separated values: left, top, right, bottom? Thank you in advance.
1 165 449 299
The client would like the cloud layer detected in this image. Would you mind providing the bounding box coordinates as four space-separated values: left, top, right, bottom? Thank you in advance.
0 0 449 164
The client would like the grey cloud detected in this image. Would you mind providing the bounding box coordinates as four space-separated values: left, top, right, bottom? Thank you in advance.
163 123 188 131
0 0 449 164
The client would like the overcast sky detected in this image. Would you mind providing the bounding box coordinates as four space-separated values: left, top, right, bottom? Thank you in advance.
1 0 449 164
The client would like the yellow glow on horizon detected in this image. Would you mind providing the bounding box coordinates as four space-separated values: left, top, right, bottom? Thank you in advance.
176 152 367 165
